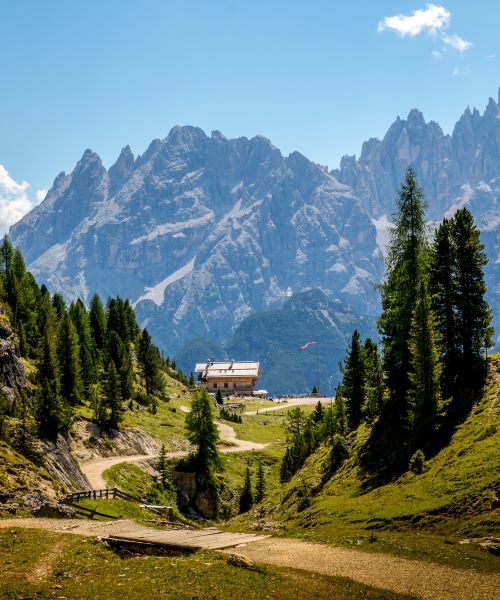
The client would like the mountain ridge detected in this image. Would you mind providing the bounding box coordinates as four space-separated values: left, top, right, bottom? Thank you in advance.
9 87 500 385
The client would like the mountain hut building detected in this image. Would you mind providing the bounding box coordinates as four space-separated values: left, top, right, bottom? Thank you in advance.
194 360 261 396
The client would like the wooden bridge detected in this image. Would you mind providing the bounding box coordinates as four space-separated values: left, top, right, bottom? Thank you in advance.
105 527 268 553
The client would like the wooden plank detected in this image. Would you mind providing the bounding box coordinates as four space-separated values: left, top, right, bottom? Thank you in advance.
107 529 269 550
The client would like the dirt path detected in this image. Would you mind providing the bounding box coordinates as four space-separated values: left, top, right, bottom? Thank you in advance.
27 539 68 583
80 420 266 489
244 396 332 415
0 517 150 538
2 519 498 599
231 538 500 600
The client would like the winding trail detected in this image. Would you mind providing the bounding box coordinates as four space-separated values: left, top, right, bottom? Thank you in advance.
79 419 266 489
1 518 498 600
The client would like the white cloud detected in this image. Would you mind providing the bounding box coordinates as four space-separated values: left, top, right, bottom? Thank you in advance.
378 4 472 55
36 189 47 203
378 4 450 37
485 53 496 60
442 33 472 53
0 164 37 235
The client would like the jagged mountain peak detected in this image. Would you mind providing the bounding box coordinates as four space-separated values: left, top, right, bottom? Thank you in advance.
406 108 426 127
10 126 381 357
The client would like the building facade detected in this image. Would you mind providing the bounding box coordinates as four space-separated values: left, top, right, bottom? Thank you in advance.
194 360 261 396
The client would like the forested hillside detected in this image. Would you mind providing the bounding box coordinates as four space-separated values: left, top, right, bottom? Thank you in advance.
238 170 498 557
0 236 185 485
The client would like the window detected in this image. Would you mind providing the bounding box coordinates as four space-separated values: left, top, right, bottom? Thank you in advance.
224 382 228 388
233 383 237 388
213 383 217 388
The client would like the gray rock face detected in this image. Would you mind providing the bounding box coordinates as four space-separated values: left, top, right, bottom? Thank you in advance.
0 305 33 412
334 88 500 344
10 128 382 356
9 87 500 359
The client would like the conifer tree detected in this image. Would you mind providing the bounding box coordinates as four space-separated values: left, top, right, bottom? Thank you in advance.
215 388 224 405
312 400 324 423
107 330 134 402
0 236 14 273
239 465 254 513
342 330 365 430
105 360 123 429
57 312 83 406
430 218 458 400
69 299 97 394
255 460 266 502
377 167 428 443
333 384 347 436
89 293 107 350
156 444 173 490
36 296 69 440
407 283 442 451
52 293 66 322
137 329 162 397
186 388 221 477
452 208 492 389
363 339 384 420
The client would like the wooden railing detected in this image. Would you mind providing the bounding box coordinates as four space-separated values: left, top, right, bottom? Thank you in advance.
62 487 139 504
62 487 177 522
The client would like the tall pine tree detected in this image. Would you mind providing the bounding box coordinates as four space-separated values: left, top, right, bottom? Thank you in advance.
342 330 365 430
377 168 428 440
407 282 442 453
452 208 492 392
430 218 458 400
57 312 83 406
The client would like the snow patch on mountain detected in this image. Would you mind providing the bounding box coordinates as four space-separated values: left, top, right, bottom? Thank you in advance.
134 257 196 307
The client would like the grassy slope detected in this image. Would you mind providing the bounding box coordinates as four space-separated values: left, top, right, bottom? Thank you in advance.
230 356 500 572
0 441 65 501
0 528 414 600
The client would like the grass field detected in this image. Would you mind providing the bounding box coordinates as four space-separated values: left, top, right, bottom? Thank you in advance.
0 528 416 600
227 356 500 572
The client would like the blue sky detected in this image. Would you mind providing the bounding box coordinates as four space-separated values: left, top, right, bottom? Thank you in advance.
0 1 498 232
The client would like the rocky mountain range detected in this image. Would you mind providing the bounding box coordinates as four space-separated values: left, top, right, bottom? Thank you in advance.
9 87 500 392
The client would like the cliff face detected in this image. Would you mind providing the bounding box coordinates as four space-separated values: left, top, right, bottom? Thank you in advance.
11 128 382 357
0 306 32 414
0 304 90 493
334 89 500 344
9 88 500 363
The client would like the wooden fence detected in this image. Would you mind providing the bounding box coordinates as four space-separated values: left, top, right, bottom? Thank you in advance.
62 487 139 504
62 487 177 522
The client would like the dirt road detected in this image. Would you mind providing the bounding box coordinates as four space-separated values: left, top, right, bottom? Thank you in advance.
231 538 500 600
80 420 266 489
1 518 498 600
244 396 332 415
